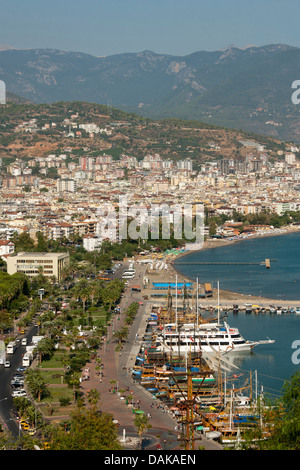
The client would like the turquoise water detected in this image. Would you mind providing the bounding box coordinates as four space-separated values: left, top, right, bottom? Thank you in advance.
174 232 300 398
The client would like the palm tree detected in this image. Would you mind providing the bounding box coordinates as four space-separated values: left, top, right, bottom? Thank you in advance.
25 368 49 402
134 414 150 449
35 338 54 365
86 388 100 409
113 326 128 346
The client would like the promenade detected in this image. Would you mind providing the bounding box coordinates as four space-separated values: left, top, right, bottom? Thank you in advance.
80 262 222 450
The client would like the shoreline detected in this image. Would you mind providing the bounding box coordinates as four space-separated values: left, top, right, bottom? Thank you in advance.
145 225 300 305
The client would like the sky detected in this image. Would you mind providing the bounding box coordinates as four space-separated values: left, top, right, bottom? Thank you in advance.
1 0 300 57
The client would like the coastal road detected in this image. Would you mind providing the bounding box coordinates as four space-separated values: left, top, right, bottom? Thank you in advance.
0 325 38 439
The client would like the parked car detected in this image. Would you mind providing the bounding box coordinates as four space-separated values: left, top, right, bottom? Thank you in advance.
11 379 24 388
12 389 27 398
4 361 10 368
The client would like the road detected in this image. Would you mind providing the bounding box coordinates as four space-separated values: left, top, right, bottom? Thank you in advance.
81 261 223 450
0 325 38 439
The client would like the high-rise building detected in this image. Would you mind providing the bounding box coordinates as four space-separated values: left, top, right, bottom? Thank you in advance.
57 179 77 192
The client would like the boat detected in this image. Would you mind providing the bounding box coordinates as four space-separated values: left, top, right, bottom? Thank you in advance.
244 303 252 314
153 280 274 356
154 320 274 355
296 307 300 315
233 304 239 314
269 305 276 314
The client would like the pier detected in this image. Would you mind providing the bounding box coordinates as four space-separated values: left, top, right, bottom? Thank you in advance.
174 259 277 268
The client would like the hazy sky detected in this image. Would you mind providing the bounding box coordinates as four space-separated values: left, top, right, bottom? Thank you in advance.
1 0 300 56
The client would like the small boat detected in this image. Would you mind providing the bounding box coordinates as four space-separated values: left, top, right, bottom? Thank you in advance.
269 305 276 314
276 306 282 315
233 304 239 314
244 303 252 314
296 307 300 315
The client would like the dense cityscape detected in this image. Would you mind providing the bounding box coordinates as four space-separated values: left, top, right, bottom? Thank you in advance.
0 99 299 453
1 102 300 260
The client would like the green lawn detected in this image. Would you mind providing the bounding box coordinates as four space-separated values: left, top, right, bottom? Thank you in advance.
68 306 108 327
40 386 74 404
40 352 66 369
40 370 65 384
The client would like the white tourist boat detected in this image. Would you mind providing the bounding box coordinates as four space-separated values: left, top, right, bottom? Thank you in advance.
153 279 274 356
154 320 274 355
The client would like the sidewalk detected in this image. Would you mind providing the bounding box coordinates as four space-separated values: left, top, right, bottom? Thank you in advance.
79 266 181 448
80 265 222 450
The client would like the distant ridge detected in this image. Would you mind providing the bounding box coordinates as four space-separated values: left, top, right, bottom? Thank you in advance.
1 44 300 141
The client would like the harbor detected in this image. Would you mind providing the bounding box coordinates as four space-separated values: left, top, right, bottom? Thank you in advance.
122 262 276 449
119 231 300 449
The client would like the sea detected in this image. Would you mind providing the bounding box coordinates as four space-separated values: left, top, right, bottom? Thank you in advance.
174 231 300 400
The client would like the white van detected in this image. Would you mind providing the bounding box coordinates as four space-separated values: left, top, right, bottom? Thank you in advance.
21 338 27 346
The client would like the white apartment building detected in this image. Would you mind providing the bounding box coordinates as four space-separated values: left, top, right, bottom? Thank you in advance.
57 179 77 193
0 240 15 260
83 235 102 252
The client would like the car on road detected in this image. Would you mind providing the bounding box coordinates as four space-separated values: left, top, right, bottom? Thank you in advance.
16 367 27 372
4 360 11 368
11 379 24 388
12 389 27 398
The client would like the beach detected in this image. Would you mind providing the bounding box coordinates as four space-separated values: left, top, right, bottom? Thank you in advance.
139 224 300 307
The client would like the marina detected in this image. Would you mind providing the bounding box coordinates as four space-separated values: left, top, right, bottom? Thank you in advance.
130 297 273 449
128 275 278 449
126 232 300 448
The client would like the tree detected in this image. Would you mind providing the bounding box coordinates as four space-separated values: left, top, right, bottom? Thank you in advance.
12 232 35 252
134 413 150 449
86 388 101 409
113 326 128 346
35 338 54 365
48 409 123 450
36 232 48 252
265 371 300 449
0 310 13 335
244 371 300 450
25 368 50 402
101 279 123 312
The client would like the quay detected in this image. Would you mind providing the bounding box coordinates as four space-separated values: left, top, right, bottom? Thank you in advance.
174 259 277 268
80 255 299 449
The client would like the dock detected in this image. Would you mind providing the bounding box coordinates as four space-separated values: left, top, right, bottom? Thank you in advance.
174 259 276 268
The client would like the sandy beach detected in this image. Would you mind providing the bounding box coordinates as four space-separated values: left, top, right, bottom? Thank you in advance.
140 224 300 307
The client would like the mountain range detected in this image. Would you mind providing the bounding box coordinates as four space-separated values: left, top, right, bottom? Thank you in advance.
1 44 300 141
